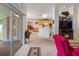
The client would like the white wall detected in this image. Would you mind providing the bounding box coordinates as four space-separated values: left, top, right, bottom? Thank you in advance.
77 7 79 39
59 5 73 15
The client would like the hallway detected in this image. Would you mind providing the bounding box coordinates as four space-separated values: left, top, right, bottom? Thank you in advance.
14 32 57 56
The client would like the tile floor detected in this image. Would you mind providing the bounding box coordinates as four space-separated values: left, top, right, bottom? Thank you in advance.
14 32 57 56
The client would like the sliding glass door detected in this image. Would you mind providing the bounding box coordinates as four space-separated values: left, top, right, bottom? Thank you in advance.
0 5 11 56
12 13 22 55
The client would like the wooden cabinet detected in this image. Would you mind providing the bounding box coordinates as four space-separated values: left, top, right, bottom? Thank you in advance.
39 19 54 25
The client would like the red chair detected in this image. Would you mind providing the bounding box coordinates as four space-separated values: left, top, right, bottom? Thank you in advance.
54 34 79 56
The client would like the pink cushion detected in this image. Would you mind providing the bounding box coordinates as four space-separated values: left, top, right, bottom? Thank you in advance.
72 48 79 56
54 34 66 56
54 34 79 56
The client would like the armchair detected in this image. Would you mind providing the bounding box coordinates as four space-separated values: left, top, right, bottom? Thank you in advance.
54 34 79 56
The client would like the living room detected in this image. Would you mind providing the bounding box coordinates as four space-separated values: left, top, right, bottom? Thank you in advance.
15 3 79 56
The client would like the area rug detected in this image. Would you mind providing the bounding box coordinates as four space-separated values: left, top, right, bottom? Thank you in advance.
27 47 41 56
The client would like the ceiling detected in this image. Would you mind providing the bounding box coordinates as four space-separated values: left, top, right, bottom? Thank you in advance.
27 4 55 19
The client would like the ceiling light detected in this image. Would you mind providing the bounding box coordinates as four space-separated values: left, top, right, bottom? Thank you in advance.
41 13 48 18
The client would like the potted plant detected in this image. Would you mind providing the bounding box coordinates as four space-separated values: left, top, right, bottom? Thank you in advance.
61 11 70 17
61 11 70 21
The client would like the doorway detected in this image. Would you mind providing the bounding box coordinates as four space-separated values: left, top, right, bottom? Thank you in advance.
58 5 73 39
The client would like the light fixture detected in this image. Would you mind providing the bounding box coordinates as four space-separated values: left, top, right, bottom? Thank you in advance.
41 13 48 18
